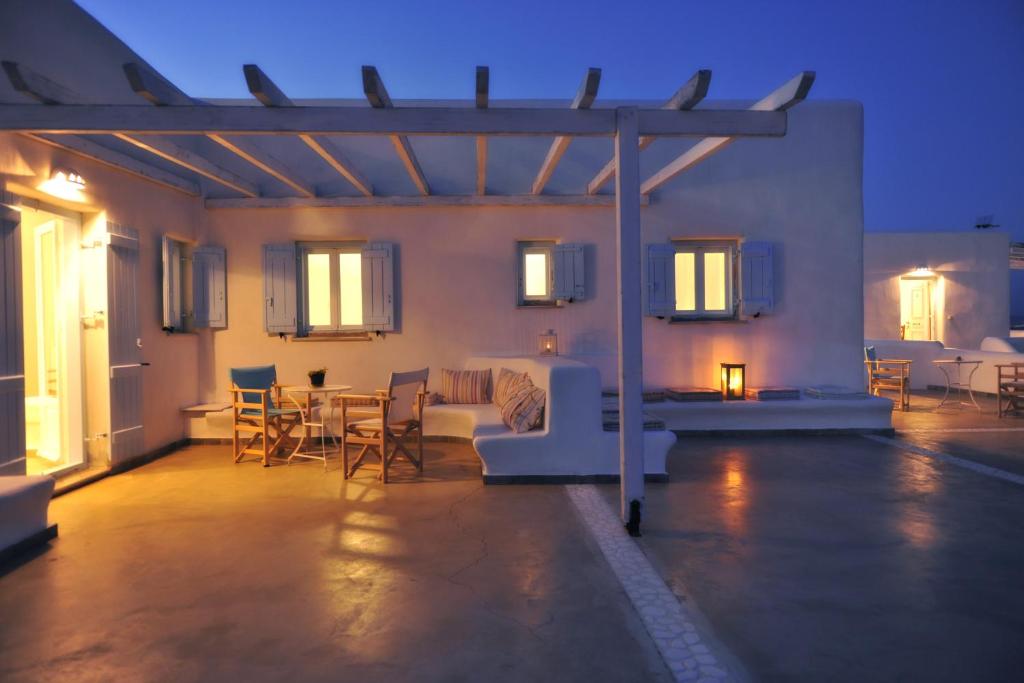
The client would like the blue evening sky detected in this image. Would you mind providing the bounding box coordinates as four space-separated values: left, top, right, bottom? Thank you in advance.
77 0 1024 313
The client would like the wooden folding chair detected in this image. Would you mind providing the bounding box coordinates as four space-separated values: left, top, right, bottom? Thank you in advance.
229 365 302 467
864 346 912 411
996 363 1024 418
338 368 428 483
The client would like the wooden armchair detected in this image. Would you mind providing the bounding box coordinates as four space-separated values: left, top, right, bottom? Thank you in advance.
996 363 1024 418
864 346 912 411
229 365 302 466
337 368 428 483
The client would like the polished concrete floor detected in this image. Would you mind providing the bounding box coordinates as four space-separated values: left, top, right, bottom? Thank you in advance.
603 427 1024 682
0 444 670 683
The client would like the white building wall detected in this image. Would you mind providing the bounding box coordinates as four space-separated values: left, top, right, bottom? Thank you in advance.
864 231 1010 349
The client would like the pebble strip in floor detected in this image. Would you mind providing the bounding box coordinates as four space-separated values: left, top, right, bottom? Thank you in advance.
565 484 734 682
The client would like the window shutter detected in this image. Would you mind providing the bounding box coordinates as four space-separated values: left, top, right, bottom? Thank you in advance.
740 241 774 316
646 243 676 317
161 236 182 331
361 242 395 332
193 246 227 329
553 243 586 302
263 243 297 334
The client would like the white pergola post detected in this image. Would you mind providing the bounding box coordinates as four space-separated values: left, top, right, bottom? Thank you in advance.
614 106 645 534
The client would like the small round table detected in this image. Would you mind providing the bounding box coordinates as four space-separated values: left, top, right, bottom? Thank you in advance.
280 384 352 467
931 360 982 412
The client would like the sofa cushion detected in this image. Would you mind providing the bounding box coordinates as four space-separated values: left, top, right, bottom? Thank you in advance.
494 368 531 408
441 368 492 404
501 383 546 433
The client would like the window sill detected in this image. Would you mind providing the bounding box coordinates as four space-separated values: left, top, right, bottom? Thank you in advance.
667 317 747 325
292 332 372 342
517 301 563 309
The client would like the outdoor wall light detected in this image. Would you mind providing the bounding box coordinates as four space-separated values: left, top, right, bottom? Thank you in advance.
40 167 87 201
720 363 746 400
538 329 558 356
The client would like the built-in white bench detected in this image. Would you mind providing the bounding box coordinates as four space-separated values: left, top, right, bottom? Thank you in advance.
0 475 57 561
424 356 675 482
644 396 894 433
867 338 1024 394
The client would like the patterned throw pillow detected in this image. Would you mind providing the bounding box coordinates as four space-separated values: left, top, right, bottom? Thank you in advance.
493 368 531 408
500 383 546 433
440 368 492 404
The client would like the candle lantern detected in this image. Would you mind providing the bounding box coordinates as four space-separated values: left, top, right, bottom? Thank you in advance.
538 329 558 356
720 363 746 400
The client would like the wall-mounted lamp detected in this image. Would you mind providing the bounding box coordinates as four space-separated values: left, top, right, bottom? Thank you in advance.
39 167 87 201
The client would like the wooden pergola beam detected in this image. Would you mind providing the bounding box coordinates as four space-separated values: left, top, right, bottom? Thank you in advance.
243 64 373 196
362 66 430 195
124 61 317 197
531 68 601 195
205 193 650 209
2 60 204 196
0 104 787 138
475 66 488 195
587 69 711 195
641 71 815 196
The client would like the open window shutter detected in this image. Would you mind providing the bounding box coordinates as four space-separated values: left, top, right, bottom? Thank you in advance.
740 241 774 316
0 210 26 475
263 243 297 334
107 222 144 466
553 243 586 302
161 236 182 331
646 244 676 317
361 242 395 331
193 246 227 329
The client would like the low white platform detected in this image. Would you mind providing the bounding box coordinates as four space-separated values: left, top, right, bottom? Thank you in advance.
645 396 894 433
0 475 56 558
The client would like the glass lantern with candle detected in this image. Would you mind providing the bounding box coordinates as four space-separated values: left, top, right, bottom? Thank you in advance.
538 329 558 356
720 363 746 400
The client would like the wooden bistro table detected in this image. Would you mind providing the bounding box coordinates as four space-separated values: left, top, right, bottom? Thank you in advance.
279 384 352 468
931 359 982 412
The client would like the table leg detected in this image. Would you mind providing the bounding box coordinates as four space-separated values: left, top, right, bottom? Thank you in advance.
935 366 952 410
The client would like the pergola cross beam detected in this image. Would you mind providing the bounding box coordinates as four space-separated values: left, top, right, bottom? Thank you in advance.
362 66 430 196
243 64 373 196
587 69 711 195
531 68 601 195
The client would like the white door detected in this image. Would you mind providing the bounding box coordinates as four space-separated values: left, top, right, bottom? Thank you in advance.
0 209 26 475
906 280 932 340
106 223 144 466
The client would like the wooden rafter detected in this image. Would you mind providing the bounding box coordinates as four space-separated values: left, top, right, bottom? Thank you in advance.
206 194 650 209
641 71 815 195
2 60 204 196
531 68 601 195
243 64 373 196
124 61 316 198
587 69 711 195
475 66 488 195
362 66 430 195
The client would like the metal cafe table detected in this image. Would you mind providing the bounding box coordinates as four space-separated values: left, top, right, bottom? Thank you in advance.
280 384 352 468
931 359 982 411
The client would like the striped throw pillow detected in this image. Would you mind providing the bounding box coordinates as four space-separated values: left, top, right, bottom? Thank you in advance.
441 368 492 404
500 383 546 433
494 368 531 408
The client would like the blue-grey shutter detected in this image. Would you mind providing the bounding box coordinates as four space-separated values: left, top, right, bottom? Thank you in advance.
361 242 395 332
193 246 227 329
553 243 586 302
263 244 297 334
0 209 26 475
106 222 144 466
161 236 182 331
646 243 676 317
740 241 774 316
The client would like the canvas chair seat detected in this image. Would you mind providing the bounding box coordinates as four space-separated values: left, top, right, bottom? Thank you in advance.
240 406 302 418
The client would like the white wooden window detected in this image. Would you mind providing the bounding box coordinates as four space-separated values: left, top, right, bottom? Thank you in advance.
672 240 736 319
298 242 364 333
517 241 586 306
162 236 227 332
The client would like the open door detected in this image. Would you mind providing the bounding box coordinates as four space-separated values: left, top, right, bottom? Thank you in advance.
106 222 144 466
0 206 26 475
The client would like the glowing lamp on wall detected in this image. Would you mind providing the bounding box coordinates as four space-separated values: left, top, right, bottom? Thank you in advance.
538 329 558 356
40 167 87 201
720 363 746 401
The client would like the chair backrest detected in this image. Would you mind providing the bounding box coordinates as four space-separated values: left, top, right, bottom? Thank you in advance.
231 365 278 410
387 368 429 423
864 346 877 362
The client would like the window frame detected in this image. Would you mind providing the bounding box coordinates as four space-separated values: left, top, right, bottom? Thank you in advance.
671 239 737 321
517 240 556 307
297 241 365 334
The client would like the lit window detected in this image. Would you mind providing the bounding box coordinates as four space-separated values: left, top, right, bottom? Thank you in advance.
300 243 364 332
673 241 736 318
518 241 554 305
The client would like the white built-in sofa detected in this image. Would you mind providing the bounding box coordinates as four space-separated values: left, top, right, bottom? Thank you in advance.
424 356 675 481
0 475 56 560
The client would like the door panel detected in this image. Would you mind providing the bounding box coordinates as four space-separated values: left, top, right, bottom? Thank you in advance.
106 223 144 465
0 213 25 475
